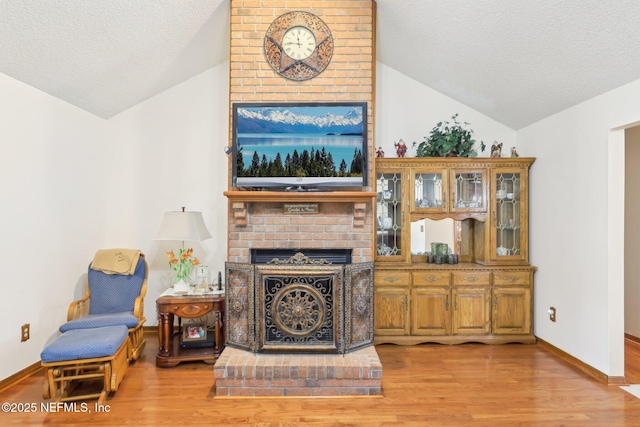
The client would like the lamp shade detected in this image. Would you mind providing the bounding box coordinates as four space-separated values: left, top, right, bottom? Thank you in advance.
154 210 212 242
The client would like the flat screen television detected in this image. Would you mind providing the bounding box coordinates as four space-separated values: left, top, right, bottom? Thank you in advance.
231 102 368 191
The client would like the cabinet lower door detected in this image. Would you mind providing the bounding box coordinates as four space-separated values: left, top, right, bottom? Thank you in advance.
492 287 531 334
374 287 410 335
452 288 491 335
411 288 450 335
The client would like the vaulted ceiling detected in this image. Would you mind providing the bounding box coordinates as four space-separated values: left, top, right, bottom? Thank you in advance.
1 0 639 130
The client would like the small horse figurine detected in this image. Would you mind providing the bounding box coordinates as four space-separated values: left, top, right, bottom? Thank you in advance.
491 141 503 158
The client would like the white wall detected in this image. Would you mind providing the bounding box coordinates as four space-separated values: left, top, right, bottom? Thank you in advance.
517 78 640 377
375 64 518 159
0 63 229 381
625 126 640 337
106 64 230 323
0 73 107 380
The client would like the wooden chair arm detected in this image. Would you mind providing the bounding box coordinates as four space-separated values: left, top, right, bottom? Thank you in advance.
67 292 90 321
133 295 144 320
134 271 147 320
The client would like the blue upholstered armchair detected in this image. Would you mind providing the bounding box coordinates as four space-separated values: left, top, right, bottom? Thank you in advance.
60 252 148 361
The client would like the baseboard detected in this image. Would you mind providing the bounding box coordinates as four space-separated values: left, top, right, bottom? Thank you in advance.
625 333 640 344
536 337 627 386
0 361 42 393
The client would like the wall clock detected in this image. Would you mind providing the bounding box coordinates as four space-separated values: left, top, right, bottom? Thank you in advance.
264 11 334 81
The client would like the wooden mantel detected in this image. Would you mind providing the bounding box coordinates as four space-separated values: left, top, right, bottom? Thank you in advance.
224 190 376 227
223 190 376 203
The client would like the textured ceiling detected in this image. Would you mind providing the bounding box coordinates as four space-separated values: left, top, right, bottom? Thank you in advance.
1 1 639 129
376 0 640 129
0 0 229 119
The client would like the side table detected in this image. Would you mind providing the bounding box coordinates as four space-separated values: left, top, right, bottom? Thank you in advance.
156 293 225 368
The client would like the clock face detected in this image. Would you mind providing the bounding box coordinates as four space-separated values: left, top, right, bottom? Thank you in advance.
196 266 209 278
282 26 316 60
264 11 334 81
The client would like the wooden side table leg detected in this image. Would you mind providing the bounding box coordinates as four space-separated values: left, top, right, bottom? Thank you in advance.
214 310 221 353
159 313 172 356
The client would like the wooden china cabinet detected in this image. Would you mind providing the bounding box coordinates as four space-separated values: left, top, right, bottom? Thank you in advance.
374 157 536 345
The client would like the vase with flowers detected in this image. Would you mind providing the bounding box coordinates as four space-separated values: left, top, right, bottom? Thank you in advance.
167 248 200 292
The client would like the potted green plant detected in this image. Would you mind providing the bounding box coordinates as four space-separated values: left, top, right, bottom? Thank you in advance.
413 114 486 157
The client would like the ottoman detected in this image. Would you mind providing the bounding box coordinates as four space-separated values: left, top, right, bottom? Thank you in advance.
41 325 129 405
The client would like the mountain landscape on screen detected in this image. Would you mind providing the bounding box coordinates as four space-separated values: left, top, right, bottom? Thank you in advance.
232 103 368 190
236 106 364 135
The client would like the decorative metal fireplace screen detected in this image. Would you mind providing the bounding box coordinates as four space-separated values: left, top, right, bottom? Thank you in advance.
259 265 341 352
225 252 374 354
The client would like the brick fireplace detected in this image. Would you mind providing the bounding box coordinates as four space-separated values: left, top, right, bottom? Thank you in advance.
215 0 380 397
224 249 374 354
225 0 376 262
214 346 382 397
226 201 374 263
215 250 378 396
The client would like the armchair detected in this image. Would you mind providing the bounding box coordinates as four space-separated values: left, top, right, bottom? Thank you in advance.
59 251 148 361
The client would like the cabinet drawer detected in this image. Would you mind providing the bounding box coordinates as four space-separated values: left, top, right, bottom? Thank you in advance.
452 272 490 286
168 304 212 317
493 271 531 286
375 271 410 286
412 271 451 286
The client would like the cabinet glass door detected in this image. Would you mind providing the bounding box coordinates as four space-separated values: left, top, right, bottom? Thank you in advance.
412 169 447 213
450 169 487 213
492 169 525 261
376 170 406 261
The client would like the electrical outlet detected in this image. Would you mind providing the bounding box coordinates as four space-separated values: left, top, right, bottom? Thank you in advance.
21 324 30 342
547 307 556 322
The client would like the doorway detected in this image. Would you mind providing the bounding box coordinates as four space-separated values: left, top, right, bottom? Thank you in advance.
625 125 640 383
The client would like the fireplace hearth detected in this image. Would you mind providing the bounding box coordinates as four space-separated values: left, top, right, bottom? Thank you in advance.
225 249 374 354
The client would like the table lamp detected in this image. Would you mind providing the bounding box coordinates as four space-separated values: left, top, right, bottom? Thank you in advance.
154 207 212 292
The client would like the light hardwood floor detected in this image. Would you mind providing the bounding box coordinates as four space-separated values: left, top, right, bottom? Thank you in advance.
2 332 640 426
625 337 640 384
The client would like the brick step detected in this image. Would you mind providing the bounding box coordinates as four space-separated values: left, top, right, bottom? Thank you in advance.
214 346 382 397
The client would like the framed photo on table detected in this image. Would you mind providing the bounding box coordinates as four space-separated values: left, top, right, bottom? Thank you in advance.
183 323 207 342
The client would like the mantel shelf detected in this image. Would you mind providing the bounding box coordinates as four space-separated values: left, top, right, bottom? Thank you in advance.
223 190 376 204
224 190 375 227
